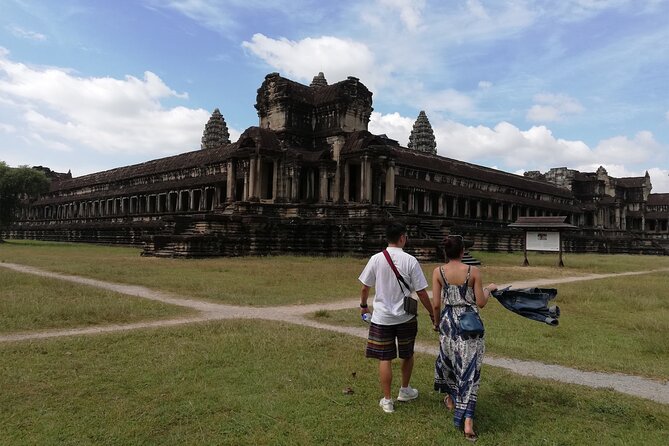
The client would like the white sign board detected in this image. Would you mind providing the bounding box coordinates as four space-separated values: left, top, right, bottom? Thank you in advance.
526 231 560 252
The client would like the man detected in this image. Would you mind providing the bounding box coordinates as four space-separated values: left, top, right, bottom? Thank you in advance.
359 222 434 413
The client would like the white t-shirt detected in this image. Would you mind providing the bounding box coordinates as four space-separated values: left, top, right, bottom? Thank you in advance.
358 247 428 326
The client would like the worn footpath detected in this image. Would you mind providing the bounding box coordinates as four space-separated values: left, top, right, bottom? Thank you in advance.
1 262 668 405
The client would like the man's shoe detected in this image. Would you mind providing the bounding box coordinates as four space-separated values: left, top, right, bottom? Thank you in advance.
397 386 419 402
379 397 394 413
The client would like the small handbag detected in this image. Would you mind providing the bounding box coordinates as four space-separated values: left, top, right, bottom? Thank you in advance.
382 249 418 316
459 307 484 337
438 266 484 337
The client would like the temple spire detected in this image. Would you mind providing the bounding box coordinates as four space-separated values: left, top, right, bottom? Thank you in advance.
201 108 230 149
408 110 437 155
310 72 328 88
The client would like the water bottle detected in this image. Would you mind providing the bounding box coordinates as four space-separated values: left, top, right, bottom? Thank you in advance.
362 313 372 323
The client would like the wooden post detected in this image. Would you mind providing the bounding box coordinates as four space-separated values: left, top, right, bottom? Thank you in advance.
523 230 530 266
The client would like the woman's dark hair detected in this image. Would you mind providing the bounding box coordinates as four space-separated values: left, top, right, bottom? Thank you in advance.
443 235 464 260
386 222 407 244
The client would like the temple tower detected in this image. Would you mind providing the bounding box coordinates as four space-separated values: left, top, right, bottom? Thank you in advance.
408 110 437 155
310 72 328 88
201 108 230 150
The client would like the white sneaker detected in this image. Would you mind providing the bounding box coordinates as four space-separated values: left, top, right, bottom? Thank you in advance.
379 397 394 413
397 386 419 402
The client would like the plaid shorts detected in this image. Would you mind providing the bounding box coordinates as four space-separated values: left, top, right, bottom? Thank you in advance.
365 317 418 360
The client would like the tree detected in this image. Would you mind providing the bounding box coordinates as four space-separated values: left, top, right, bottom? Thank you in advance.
0 162 50 228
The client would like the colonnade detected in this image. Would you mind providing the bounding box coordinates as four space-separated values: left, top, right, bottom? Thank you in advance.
396 189 574 224
18 185 225 221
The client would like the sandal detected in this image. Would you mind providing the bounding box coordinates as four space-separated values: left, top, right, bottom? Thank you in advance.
463 432 478 443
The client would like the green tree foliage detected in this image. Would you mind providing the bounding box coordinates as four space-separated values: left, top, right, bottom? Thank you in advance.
0 161 50 227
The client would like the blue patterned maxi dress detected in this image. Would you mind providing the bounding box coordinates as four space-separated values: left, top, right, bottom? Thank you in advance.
434 265 485 428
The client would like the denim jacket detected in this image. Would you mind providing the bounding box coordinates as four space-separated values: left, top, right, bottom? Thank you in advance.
491 287 560 326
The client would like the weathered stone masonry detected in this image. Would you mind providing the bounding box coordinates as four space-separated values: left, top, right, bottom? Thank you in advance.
6 72 668 259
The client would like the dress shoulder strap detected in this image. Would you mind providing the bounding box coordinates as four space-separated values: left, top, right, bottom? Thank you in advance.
465 265 472 285
438 266 448 286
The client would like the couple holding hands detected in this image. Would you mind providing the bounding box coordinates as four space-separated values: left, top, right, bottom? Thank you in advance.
359 223 497 443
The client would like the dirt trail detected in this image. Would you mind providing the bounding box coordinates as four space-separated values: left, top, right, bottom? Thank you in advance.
1 262 668 405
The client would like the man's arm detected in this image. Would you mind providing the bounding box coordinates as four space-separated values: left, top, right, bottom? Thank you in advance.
360 285 371 316
416 288 434 323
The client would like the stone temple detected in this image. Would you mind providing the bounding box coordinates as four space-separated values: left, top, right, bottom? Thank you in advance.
5 72 669 259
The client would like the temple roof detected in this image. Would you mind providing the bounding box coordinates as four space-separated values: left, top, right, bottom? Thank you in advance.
391 148 574 199
508 216 578 229
648 193 669 206
615 177 647 188
48 147 230 193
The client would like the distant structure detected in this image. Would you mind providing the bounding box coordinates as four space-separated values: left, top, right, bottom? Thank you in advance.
200 108 230 150
5 72 668 258
408 110 437 155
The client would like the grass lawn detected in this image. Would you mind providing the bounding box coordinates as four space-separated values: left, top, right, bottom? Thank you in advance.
309 271 669 379
3 240 668 306
0 268 190 333
1 320 667 445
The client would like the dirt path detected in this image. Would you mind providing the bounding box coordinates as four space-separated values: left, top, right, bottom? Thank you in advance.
1 262 668 405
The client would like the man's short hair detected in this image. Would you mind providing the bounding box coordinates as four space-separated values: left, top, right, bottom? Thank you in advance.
386 222 407 244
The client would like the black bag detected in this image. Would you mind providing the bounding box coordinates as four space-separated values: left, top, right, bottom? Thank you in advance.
403 295 418 316
382 250 418 316
459 306 484 337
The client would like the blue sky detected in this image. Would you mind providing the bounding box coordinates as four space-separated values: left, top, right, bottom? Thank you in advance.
1 0 668 191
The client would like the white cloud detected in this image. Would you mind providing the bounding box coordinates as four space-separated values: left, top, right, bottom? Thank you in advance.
647 167 669 193
526 93 584 122
665 110 669 122
369 111 414 145
6 25 47 41
145 0 238 34
241 34 381 90
377 0 426 31
0 122 16 133
478 80 492 89
591 131 659 164
434 120 592 168
0 50 213 155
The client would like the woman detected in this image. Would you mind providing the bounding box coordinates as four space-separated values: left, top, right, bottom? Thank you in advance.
432 235 497 442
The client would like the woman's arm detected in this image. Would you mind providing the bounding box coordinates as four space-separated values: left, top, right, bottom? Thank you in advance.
431 267 443 328
473 268 498 308
472 268 489 308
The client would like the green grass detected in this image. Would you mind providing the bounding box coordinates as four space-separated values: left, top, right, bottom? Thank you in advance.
308 271 669 379
0 240 368 306
1 320 667 445
3 240 668 306
0 268 190 333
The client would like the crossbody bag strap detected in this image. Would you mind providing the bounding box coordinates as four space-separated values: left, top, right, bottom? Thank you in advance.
382 249 410 295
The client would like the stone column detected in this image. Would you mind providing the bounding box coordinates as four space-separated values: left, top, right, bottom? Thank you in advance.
291 167 300 201
508 204 514 221
384 162 395 205
438 194 444 215
256 156 263 200
361 155 372 203
464 200 470 218
476 201 482 218
452 198 458 217
248 157 257 200
343 163 350 202
243 164 250 201
226 160 236 203
408 192 415 213
498 204 504 220
319 169 328 203
273 160 279 201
